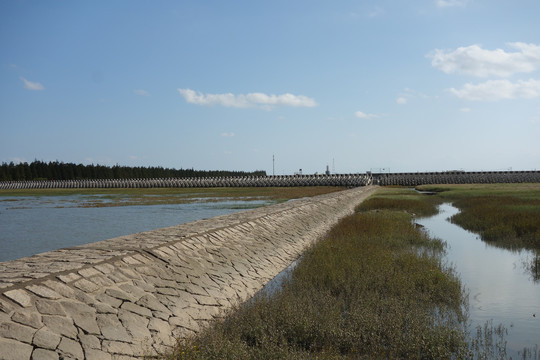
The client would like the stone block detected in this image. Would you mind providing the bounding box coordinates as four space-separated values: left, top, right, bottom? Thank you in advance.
79 334 101 351
77 267 101 278
118 284 147 301
42 315 78 340
118 309 151 341
41 280 75 298
87 275 114 287
33 326 61 350
35 299 66 316
3 289 33 308
94 302 118 314
11 311 43 329
31 348 59 360
73 278 100 293
61 301 100 335
104 288 136 302
102 340 137 356
84 349 112 360
58 337 84 359
95 293 122 309
57 273 81 284
94 263 115 274
0 298 14 314
0 338 33 360
0 321 37 344
120 302 152 317
135 294 169 313
96 314 131 342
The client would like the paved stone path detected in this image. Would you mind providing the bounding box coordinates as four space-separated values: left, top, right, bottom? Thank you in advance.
0 186 376 359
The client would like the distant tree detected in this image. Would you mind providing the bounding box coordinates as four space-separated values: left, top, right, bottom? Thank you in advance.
0 160 266 181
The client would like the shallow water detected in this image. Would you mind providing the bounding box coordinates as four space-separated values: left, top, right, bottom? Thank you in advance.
0 194 273 262
416 203 540 356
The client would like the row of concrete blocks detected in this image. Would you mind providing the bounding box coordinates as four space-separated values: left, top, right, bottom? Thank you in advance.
0 174 372 190
373 171 540 186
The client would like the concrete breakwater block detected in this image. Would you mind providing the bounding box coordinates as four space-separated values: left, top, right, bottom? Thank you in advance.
0 186 376 360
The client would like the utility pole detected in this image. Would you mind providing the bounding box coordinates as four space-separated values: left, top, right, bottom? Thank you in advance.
272 154 275 176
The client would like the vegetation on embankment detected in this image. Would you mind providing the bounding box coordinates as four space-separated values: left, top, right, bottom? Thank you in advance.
0 186 345 207
417 183 540 252
164 189 472 359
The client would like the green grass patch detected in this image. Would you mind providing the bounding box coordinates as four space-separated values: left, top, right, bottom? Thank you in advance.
163 197 470 359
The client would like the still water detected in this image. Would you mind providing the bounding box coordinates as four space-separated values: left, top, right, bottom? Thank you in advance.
416 203 540 356
0 194 273 263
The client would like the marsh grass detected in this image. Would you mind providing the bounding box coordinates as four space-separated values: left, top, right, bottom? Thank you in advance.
418 184 540 252
164 194 471 359
450 196 540 251
356 187 443 218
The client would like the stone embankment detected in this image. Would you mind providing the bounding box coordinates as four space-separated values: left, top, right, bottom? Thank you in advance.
0 186 377 360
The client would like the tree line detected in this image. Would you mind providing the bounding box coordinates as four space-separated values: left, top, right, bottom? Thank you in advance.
0 160 266 181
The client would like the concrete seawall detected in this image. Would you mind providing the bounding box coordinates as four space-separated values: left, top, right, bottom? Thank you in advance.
0 186 377 360
0 174 371 189
1 170 539 190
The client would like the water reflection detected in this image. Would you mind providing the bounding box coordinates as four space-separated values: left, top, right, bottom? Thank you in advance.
0 195 273 262
416 203 540 356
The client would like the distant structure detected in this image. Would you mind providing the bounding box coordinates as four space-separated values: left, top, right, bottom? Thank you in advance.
1 171 540 189
326 165 330 176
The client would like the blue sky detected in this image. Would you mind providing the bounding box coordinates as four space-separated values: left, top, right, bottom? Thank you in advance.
1 0 539 175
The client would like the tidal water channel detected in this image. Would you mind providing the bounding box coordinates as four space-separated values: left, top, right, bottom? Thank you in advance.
416 203 540 357
0 194 274 263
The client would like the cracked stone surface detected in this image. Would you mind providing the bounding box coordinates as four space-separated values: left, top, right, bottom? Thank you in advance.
0 186 376 359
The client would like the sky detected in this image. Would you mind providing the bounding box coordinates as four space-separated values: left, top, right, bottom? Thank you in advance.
1 0 539 175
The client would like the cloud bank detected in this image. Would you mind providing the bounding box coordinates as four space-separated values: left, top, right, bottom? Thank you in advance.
355 111 379 119
429 43 540 78
134 89 150 96
450 79 540 101
21 77 44 91
436 0 468 7
178 89 317 109
396 97 407 104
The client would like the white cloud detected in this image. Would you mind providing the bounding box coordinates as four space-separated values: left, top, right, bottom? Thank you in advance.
368 6 385 18
396 88 431 105
450 79 540 101
355 111 379 119
134 89 150 96
429 43 540 78
178 88 317 109
396 97 407 104
20 77 44 91
460 107 471 112
436 0 468 7
221 132 235 137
